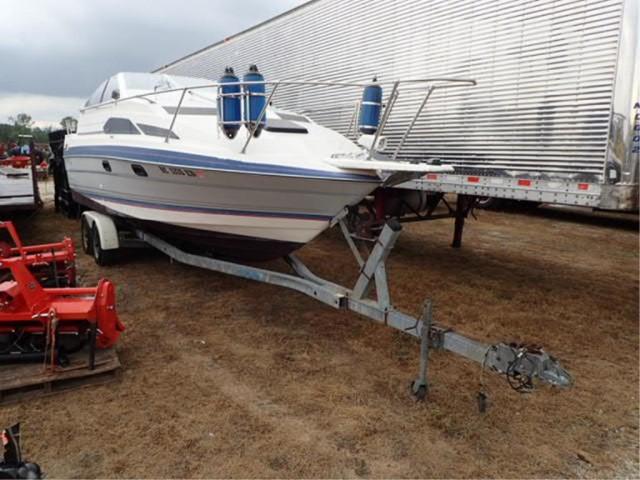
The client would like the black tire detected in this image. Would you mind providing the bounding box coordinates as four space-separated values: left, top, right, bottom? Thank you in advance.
91 225 118 266
80 217 93 255
476 197 504 210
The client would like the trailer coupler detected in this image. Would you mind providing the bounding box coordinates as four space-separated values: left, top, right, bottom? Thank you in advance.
486 342 572 391
425 322 572 388
408 303 571 400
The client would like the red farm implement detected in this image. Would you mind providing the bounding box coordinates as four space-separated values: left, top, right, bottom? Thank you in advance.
0 156 31 169
0 221 124 367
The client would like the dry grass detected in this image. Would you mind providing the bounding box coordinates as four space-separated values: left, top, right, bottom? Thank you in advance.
1 200 638 478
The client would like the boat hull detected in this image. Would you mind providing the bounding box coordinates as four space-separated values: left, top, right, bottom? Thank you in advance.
65 145 378 261
73 190 301 261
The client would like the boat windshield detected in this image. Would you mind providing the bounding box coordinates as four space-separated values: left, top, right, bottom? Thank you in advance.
121 73 213 96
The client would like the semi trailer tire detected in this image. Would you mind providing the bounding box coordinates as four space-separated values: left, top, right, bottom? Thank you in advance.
476 197 504 210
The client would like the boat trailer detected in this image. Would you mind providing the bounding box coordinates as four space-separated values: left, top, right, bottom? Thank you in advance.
128 211 572 402
0 221 124 367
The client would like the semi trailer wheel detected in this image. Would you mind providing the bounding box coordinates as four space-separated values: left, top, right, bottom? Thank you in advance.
476 197 504 210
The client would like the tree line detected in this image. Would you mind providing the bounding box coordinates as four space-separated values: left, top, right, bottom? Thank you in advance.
0 113 76 145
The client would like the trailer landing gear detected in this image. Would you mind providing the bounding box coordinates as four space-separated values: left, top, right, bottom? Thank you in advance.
452 194 477 248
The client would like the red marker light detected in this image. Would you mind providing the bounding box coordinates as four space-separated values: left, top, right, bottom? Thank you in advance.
578 183 589 190
518 179 532 187
467 176 480 183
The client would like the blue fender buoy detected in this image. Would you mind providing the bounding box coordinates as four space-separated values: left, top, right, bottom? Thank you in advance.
218 67 241 139
243 64 266 137
358 78 383 135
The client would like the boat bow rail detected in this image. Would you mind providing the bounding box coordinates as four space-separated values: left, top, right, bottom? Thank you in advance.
79 77 476 161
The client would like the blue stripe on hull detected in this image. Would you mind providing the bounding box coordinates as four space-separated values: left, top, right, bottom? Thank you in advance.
79 189 333 221
66 145 377 182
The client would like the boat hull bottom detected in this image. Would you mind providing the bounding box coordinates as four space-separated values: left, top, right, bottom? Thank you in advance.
72 191 304 262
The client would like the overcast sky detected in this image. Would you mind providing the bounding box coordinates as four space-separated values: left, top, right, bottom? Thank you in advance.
0 0 305 128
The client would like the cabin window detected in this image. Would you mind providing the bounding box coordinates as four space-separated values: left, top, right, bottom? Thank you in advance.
131 164 148 177
137 123 179 139
102 160 112 172
264 118 308 134
103 118 140 135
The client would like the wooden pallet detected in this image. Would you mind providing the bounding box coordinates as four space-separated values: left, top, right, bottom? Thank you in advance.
0 348 121 404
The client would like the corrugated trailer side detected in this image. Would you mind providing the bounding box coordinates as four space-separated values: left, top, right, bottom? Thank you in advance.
156 0 639 211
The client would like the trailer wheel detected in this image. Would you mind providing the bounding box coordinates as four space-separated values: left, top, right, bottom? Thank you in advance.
91 226 118 266
81 217 93 255
476 197 503 210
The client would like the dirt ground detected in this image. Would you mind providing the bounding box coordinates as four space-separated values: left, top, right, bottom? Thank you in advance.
1 195 638 478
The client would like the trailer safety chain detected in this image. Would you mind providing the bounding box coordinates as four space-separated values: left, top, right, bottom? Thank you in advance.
476 342 572 411
505 346 537 393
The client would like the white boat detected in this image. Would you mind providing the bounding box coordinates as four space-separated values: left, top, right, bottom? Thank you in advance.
64 71 462 260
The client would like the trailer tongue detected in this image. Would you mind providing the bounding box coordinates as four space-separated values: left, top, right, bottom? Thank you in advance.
0 222 124 367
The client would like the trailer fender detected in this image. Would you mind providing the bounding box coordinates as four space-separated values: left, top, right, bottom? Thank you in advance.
81 211 119 250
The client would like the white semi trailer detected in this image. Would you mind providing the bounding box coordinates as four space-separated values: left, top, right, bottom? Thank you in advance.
155 0 638 214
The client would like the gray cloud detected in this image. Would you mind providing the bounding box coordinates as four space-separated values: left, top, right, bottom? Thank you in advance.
0 0 306 100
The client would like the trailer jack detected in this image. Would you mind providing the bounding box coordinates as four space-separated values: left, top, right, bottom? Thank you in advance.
133 213 572 402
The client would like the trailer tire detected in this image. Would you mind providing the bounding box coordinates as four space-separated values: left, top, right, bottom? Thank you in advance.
91 226 118 266
476 197 504 210
81 217 93 255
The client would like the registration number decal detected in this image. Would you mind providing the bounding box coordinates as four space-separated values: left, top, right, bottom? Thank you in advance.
159 166 204 177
